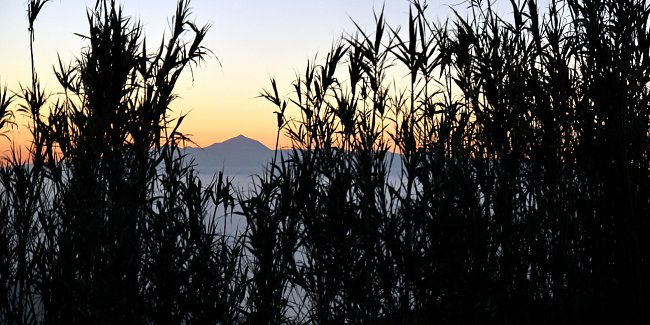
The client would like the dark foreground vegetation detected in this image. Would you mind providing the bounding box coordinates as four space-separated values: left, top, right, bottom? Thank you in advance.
1 0 649 323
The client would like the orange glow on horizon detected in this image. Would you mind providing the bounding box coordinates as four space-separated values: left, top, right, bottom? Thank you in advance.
0 0 422 159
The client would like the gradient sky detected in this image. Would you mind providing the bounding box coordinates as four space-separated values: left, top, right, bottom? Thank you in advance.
0 0 462 153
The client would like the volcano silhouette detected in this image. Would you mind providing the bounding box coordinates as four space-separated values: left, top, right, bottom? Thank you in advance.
186 134 274 176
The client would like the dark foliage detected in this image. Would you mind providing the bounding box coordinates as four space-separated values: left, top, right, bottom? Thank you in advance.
0 1 245 324
1 0 649 324
247 0 650 323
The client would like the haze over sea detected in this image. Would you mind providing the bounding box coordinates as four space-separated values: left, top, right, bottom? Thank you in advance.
186 134 405 233
186 134 403 189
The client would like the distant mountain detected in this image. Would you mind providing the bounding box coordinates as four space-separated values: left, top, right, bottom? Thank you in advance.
203 134 271 156
185 135 274 177
184 134 404 181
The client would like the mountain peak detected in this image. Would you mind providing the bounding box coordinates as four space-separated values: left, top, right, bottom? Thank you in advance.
230 134 252 142
184 135 274 176
205 134 271 152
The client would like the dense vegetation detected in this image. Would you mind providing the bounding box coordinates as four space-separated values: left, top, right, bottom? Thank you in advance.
1 0 649 324
1 1 245 323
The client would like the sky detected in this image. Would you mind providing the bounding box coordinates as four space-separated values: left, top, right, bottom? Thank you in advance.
0 0 462 153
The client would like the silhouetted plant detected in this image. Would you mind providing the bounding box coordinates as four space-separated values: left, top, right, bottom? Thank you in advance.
249 0 650 323
2 0 650 323
0 0 247 324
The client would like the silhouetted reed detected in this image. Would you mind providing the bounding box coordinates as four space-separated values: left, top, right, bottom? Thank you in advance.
246 0 650 323
2 0 649 323
0 0 246 323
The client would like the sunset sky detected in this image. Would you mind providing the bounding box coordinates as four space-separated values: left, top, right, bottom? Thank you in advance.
0 0 462 153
